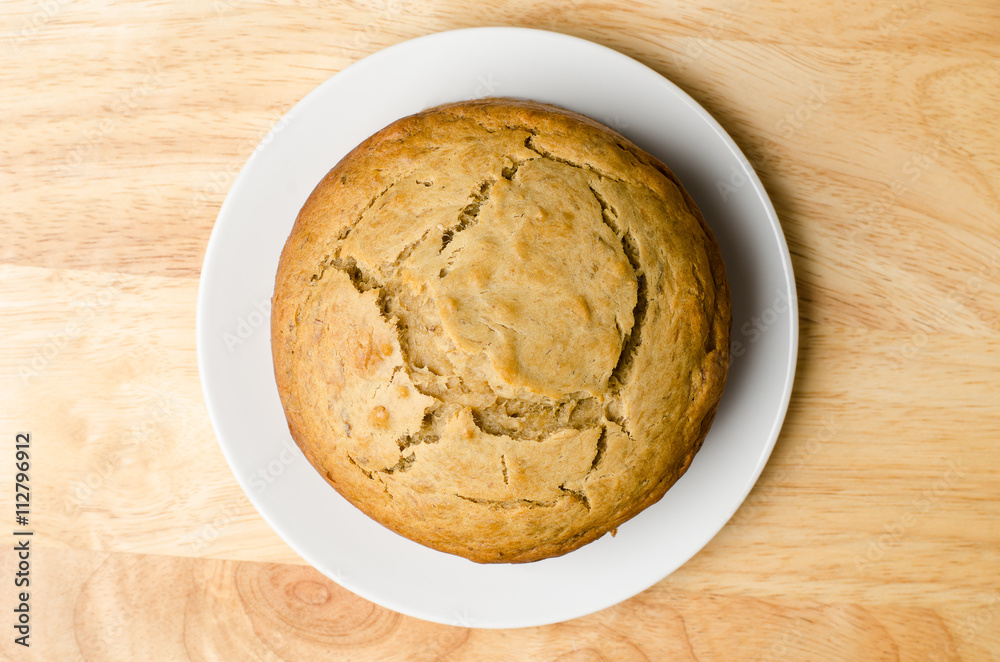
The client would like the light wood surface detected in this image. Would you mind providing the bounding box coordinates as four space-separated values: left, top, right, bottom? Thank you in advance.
2 0 999 659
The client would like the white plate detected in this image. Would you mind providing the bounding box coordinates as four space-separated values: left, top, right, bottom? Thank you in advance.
197 27 797 628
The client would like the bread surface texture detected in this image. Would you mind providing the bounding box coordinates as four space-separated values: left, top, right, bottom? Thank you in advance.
271 98 730 563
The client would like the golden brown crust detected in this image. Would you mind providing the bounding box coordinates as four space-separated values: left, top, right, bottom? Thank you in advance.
271 98 731 563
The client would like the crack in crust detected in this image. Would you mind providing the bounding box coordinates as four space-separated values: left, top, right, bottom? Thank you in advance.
470 395 602 441
453 493 559 509
310 255 381 290
558 484 591 510
589 427 607 473
588 184 650 435
398 410 440 450
339 182 395 242
438 179 495 278
381 453 415 474
347 454 373 480
524 134 627 183
440 179 494 254
315 148 651 479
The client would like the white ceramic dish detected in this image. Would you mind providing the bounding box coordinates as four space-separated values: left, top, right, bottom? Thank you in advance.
197 27 797 628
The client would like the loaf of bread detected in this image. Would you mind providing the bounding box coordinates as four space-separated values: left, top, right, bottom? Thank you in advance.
271 98 730 563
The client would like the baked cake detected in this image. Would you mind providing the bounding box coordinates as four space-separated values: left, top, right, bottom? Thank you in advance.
271 98 730 563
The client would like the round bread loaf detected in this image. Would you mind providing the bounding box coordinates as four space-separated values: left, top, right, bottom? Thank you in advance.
271 98 730 563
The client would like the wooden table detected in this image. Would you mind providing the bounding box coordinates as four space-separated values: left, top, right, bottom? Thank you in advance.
3 0 998 659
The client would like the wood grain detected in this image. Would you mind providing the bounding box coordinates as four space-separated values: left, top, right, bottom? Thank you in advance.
1 0 999 659
0 548 990 661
